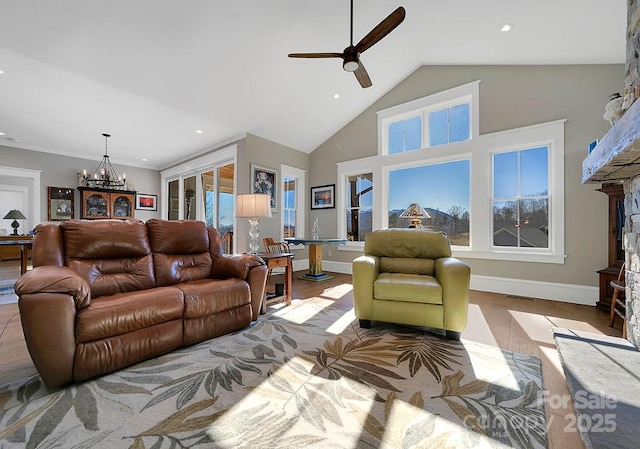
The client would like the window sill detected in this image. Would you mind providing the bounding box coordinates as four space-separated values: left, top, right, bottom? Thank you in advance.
338 242 365 251
452 249 566 264
338 243 564 263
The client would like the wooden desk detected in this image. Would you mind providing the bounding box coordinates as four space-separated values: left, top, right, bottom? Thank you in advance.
258 252 294 313
285 238 346 281
0 236 33 274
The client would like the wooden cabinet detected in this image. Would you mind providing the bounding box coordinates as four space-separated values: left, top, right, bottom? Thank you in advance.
596 183 625 310
78 187 136 220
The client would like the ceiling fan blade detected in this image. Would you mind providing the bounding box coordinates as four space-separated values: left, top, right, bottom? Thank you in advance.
288 52 343 59
354 61 372 88
355 6 406 54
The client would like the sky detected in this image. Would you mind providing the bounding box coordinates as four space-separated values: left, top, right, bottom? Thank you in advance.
388 159 471 213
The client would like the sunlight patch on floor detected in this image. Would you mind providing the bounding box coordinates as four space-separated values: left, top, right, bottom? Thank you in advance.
509 310 603 345
319 283 353 300
463 304 499 348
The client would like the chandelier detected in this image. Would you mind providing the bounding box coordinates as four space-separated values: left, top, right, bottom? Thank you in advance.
79 133 128 190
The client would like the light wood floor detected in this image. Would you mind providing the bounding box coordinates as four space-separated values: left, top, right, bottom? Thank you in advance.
0 265 622 449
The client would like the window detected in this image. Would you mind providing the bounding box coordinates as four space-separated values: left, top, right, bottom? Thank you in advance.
283 177 297 237
346 173 373 242
429 103 470 147
281 164 305 240
388 116 421 154
378 82 477 156
492 146 549 249
388 159 470 246
340 80 564 263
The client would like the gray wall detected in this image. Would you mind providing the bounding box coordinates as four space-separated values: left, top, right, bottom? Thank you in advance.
235 133 309 254
309 64 624 287
0 145 161 225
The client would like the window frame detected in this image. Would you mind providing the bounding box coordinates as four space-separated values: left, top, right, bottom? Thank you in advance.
280 164 306 241
378 81 479 156
338 81 565 264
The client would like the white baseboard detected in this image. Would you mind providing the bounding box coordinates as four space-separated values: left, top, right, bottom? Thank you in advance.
309 260 598 306
469 274 598 306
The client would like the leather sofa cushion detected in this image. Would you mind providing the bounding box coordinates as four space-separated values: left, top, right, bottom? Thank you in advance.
62 219 151 260
180 278 250 319
75 286 184 343
61 220 156 297
68 255 156 299
380 257 435 275
365 228 452 259
147 219 213 286
374 272 443 304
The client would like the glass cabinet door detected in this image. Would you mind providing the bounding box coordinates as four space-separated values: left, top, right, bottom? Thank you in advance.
82 191 109 218
111 194 134 219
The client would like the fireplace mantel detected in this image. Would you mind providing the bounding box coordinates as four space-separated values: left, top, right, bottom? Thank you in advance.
582 97 640 183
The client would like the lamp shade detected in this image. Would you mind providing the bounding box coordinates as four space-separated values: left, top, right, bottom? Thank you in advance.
399 203 430 219
3 209 26 220
236 194 272 218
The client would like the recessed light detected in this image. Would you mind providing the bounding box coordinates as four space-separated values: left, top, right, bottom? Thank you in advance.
196 129 203 134
499 23 512 32
0 132 4 136
141 158 148 162
0 70 4 75
333 93 340 99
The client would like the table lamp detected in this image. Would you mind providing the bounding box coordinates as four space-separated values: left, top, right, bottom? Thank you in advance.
3 209 27 235
236 193 272 253
399 203 430 228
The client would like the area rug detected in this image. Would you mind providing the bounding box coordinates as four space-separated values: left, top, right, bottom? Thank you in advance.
0 301 547 448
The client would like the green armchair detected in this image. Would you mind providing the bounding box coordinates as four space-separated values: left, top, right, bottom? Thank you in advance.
352 229 470 340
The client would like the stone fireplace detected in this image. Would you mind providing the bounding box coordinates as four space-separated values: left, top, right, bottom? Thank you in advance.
582 0 640 345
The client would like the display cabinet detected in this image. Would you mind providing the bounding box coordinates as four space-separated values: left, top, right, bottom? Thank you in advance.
595 183 625 310
78 187 136 220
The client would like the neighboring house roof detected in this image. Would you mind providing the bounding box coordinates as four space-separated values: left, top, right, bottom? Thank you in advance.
494 227 548 248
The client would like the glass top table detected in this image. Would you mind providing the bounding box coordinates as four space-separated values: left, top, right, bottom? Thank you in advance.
285 238 347 281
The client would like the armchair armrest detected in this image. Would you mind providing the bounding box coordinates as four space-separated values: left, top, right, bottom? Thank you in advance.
352 255 380 320
435 257 470 331
15 265 91 308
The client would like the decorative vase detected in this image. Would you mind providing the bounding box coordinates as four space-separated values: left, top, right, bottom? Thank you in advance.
603 92 624 127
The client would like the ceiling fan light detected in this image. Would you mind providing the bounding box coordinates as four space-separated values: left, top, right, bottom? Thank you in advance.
343 58 359 72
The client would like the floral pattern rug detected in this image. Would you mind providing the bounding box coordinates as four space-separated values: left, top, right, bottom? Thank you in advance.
0 302 547 448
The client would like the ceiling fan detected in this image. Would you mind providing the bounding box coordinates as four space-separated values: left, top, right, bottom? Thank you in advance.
288 0 406 88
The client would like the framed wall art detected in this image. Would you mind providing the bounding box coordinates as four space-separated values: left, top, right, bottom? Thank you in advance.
135 193 158 211
48 186 74 221
310 184 335 210
251 163 278 212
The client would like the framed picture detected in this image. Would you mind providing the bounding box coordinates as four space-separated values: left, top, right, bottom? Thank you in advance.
251 163 278 212
48 186 74 221
310 184 335 210
135 193 158 211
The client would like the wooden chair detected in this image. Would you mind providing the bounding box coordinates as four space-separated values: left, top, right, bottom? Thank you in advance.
262 237 291 280
609 263 627 338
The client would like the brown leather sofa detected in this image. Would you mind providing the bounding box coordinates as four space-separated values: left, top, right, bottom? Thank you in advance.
14 219 268 388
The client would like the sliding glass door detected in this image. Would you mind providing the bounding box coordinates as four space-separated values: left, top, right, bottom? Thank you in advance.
165 162 235 250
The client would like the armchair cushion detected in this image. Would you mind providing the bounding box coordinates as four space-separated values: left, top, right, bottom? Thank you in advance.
374 273 443 304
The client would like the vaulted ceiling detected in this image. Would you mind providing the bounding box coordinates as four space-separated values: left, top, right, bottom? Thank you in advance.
0 1 626 169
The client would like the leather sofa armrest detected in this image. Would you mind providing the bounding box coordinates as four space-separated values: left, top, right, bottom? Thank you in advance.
212 254 265 280
15 266 91 308
352 255 380 320
212 254 268 321
435 257 471 332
